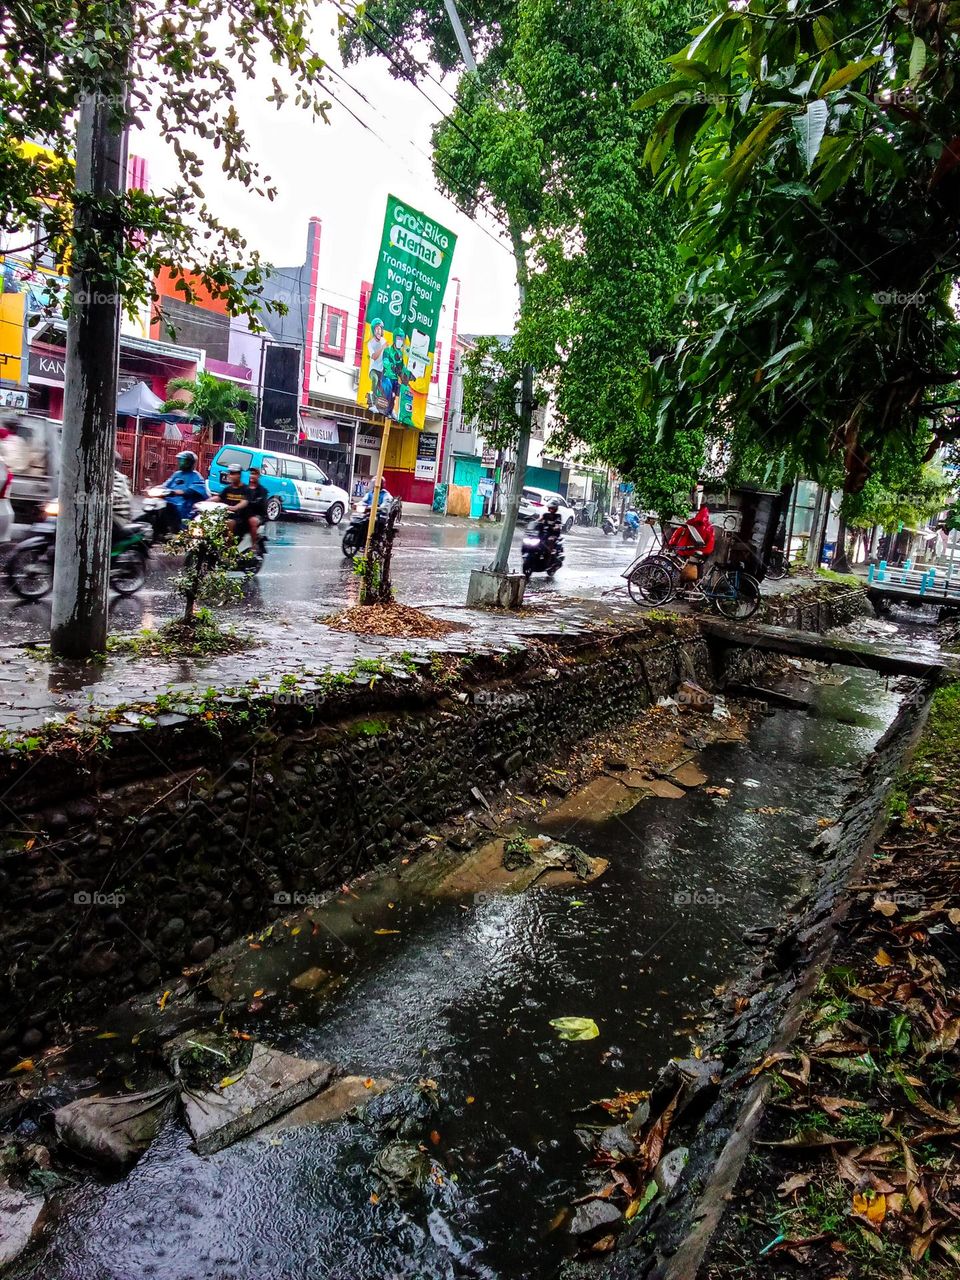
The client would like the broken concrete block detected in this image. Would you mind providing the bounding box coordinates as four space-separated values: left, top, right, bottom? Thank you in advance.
264 1076 393 1133
181 1044 335 1155
0 1182 45 1268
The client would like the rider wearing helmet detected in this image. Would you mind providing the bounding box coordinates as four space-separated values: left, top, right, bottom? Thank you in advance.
160 449 209 533
534 496 564 543
213 462 253 541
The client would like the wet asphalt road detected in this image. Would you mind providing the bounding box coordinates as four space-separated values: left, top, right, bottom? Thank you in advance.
0 515 656 645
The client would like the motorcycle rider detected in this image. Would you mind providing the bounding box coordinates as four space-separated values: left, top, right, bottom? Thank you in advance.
160 450 208 534
213 463 253 542
534 497 564 543
363 482 393 512
245 466 268 547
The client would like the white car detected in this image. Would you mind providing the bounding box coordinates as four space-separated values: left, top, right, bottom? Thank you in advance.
517 485 576 531
208 446 350 525
0 460 13 543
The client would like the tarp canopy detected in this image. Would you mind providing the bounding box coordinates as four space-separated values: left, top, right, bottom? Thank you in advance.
116 381 165 415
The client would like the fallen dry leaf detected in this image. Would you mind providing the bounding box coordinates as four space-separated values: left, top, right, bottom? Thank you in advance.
852 1190 887 1227
778 1172 815 1197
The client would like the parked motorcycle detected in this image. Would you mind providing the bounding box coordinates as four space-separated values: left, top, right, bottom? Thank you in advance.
5 501 151 600
521 530 564 580
601 512 619 536
187 499 267 575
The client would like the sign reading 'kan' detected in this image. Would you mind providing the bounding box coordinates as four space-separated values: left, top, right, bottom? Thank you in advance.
357 195 456 432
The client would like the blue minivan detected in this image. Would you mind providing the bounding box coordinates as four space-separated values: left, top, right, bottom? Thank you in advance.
207 445 351 524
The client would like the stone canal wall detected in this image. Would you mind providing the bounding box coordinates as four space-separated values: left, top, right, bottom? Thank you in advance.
1 619 712 1063
0 587 871 1065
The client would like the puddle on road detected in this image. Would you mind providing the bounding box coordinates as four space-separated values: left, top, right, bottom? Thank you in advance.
15 665 906 1280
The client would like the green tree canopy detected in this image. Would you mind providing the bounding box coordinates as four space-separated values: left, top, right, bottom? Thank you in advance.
641 0 960 502
1 0 329 321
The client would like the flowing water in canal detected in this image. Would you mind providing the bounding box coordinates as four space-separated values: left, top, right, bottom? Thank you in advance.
17 659 911 1280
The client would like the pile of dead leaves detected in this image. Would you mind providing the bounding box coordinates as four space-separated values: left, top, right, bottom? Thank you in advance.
324 603 464 640
708 686 960 1277
562 1061 722 1255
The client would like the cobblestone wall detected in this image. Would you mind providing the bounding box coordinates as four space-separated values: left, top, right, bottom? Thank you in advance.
0 624 712 1065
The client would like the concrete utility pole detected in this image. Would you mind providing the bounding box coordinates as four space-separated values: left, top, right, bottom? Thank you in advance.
51 79 129 658
442 0 531 605
441 0 477 71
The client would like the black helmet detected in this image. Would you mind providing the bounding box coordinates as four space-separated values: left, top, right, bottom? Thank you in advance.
176 450 197 468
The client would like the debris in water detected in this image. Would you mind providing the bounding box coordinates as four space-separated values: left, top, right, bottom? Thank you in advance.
54 1084 177 1169
181 1044 336 1155
550 1017 600 1042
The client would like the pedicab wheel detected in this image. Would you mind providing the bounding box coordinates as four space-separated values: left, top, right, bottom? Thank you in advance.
766 551 788 580
713 572 761 620
639 562 675 606
627 555 671 605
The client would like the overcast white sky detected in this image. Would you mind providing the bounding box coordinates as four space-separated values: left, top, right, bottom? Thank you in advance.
135 10 518 336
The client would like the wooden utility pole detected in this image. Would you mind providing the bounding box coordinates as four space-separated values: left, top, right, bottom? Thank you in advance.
50 74 129 657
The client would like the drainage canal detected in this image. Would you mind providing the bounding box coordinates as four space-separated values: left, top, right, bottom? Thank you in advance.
11 649 920 1280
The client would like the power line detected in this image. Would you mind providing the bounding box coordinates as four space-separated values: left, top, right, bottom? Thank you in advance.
329 1 518 247
321 63 511 257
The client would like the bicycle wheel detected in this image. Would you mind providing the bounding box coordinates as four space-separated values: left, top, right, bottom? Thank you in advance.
713 571 761 620
765 550 788 580
626 554 672 604
639 562 676 606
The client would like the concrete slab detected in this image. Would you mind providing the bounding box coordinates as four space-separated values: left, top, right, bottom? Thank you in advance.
181 1043 336 1155
262 1075 393 1134
0 1183 45 1268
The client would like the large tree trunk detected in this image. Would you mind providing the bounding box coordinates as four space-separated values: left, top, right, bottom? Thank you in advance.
832 513 851 573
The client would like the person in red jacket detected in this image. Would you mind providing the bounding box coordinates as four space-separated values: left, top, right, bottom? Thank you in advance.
667 504 716 558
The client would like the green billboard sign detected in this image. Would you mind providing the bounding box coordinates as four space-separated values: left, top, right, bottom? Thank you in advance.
357 194 457 430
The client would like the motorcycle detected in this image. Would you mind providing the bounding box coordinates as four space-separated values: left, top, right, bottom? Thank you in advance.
622 511 641 543
521 530 564 580
5 500 151 600
341 499 399 559
140 485 207 543
601 512 619 536
186 499 267 575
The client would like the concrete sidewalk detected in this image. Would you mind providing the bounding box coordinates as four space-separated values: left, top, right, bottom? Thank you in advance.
0 576 830 740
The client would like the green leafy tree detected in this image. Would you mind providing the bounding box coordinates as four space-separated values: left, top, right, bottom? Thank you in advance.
2 0 328 319
641 0 960 517
843 436 953 535
163 371 253 442
345 0 696 548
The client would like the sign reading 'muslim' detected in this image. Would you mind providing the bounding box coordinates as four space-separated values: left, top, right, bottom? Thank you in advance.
357 195 456 432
